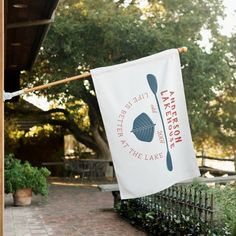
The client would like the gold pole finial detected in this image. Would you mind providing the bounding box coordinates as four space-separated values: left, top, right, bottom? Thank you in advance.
177 47 188 54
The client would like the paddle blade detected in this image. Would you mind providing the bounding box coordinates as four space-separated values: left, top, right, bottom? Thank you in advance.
166 150 173 171
147 74 158 94
131 113 155 142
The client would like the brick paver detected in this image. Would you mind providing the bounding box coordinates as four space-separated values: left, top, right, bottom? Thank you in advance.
4 182 147 236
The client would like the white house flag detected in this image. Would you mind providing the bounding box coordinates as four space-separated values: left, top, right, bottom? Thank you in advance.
91 49 200 199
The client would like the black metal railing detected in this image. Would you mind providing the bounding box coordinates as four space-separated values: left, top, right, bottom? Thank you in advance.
119 185 214 235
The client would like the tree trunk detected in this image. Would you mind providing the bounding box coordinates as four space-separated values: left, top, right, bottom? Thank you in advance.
92 126 112 160
234 153 236 172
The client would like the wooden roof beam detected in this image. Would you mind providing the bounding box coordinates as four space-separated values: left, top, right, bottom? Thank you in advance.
7 18 54 29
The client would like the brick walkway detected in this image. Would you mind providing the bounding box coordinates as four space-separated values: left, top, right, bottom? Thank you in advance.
4 181 147 236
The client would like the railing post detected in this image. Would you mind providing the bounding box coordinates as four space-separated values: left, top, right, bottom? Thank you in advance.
210 193 214 226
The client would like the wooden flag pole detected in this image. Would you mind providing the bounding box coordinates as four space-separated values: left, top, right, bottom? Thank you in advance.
24 72 91 93
23 47 187 94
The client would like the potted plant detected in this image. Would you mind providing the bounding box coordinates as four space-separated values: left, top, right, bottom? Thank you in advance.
5 154 51 206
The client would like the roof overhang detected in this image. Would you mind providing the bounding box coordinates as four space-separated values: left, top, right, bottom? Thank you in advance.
5 0 59 94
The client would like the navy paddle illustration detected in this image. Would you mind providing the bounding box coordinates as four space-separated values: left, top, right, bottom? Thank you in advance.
147 74 173 171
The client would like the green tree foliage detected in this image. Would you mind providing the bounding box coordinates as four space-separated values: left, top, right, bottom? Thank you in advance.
22 0 235 158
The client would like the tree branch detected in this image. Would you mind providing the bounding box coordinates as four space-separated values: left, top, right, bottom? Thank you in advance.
40 116 98 151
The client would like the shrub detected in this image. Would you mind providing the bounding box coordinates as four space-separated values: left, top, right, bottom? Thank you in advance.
5 154 51 196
